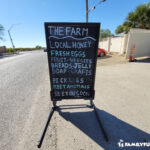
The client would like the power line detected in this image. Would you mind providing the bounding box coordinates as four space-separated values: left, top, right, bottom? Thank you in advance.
92 0 99 5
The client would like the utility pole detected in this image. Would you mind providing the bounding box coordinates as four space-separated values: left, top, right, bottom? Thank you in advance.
86 0 106 23
8 24 21 51
86 0 88 23
8 30 15 49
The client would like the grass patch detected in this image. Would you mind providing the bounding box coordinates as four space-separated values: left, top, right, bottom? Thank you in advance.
7 47 44 53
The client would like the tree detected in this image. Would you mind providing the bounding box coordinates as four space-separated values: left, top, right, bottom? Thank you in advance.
100 29 112 40
0 24 4 40
35 45 42 49
115 2 150 34
115 25 124 34
122 21 133 33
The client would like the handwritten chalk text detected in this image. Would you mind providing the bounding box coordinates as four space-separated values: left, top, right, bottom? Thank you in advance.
49 26 88 37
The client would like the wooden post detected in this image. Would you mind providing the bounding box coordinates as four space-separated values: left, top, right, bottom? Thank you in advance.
86 0 88 22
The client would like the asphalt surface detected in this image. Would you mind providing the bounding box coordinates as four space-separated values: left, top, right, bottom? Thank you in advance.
0 51 55 150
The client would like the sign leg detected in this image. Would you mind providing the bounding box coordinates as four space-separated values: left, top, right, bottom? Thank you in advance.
86 100 94 108
53 101 57 107
37 107 55 148
90 100 94 107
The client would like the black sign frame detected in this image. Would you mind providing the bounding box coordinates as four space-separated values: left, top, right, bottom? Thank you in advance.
45 22 100 101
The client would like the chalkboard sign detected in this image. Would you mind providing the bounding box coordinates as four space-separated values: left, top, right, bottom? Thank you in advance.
45 23 100 101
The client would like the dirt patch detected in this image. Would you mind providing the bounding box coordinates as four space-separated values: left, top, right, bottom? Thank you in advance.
97 54 128 67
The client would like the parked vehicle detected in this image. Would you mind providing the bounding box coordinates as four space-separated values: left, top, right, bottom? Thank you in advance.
97 48 107 57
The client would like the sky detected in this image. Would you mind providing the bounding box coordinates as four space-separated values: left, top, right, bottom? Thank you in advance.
0 0 149 48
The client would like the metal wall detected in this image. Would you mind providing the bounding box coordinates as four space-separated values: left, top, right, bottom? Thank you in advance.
126 29 150 59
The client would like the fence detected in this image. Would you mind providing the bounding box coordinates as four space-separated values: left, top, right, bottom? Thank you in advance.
99 34 128 55
0 46 7 53
125 29 150 59
99 28 150 59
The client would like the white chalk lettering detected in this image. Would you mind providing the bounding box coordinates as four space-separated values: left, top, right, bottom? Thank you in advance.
48 26 88 37
50 50 85 58
50 41 92 49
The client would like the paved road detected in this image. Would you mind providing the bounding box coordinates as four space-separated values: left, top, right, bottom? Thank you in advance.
0 51 55 150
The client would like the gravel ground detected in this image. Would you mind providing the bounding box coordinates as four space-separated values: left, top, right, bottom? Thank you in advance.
97 54 128 67
54 54 150 150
